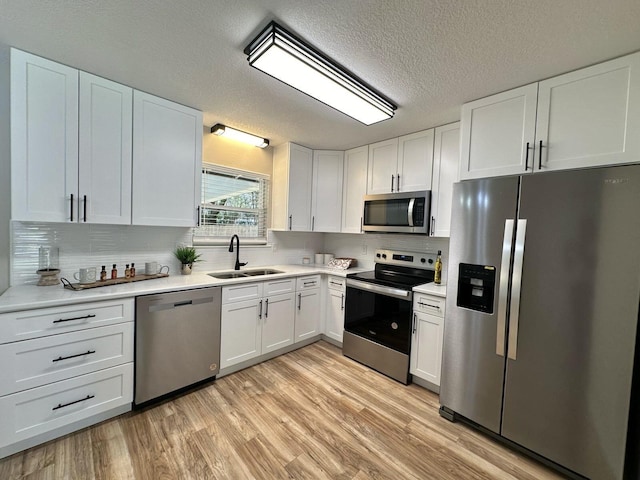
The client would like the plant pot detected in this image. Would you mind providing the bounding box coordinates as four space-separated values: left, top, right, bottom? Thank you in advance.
181 263 192 275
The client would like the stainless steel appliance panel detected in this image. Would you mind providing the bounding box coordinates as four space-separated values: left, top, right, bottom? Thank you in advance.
362 191 430 234
135 287 221 405
501 166 640 480
440 176 519 433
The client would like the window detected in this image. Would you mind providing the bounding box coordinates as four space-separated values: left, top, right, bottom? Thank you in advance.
193 164 270 245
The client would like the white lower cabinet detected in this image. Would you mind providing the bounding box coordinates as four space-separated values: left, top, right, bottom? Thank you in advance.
220 279 295 369
0 299 134 457
295 275 321 342
410 293 445 389
325 276 346 343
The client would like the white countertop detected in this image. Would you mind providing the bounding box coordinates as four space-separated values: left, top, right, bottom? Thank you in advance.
413 282 447 297
0 264 370 314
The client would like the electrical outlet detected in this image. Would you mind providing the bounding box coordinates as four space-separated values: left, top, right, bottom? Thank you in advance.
361 244 368 255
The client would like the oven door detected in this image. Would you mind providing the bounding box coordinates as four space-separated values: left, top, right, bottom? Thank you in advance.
344 279 413 354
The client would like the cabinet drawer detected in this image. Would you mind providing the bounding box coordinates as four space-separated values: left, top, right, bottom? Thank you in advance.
0 299 134 344
0 363 133 449
0 323 133 396
296 275 321 291
327 276 346 292
413 294 445 317
263 278 294 296
222 283 263 304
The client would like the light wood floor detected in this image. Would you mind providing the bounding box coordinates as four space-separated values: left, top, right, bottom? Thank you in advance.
0 341 565 479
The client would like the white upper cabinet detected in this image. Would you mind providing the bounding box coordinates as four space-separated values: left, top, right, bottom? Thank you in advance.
341 145 368 233
460 51 640 179
79 72 132 224
431 122 460 237
272 143 313 231
11 49 79 222
535 52 640 172
311 150 344 232
132 91 202 227
397 130 434 192
367 138 398 194
367 130 434 194
459 84 538 180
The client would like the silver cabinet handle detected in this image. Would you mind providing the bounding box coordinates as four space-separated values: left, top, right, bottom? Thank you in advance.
391 174 395 192
265 298 269 318
412 313 417 334
258 300 263 319
508 219 527 360
341 294 344 310
288 215 292 230
396 174 400 191
430 216 435 236
417 301 439 309
496 219 515 357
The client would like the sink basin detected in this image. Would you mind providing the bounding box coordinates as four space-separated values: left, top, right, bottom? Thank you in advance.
208 269 283 279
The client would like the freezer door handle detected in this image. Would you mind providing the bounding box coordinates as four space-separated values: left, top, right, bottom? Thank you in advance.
496 219 515 357
508 219 527 360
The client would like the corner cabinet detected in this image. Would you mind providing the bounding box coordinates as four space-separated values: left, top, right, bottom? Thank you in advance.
272 143 313 231
460 51 640 180
430 123 460 237
341 146 368 233
311 151 344 232
132 91 202 227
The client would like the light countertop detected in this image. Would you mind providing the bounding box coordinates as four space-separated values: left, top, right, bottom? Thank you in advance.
413 282 447 297
0 264 370 314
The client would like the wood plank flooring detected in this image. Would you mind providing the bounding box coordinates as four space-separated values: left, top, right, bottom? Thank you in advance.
0 341 565 479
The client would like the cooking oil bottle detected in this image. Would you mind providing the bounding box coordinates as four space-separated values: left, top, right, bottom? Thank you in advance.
434 250 442 285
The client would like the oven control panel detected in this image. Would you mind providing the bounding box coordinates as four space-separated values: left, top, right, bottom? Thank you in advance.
374 249 437 269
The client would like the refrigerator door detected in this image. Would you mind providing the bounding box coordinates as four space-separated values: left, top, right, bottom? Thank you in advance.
440 176 519 433
501 165 640 480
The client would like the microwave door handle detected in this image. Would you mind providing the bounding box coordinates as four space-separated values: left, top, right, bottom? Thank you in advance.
407 198 415 227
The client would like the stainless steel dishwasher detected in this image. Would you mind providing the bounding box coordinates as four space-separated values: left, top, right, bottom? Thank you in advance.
135 286 221 406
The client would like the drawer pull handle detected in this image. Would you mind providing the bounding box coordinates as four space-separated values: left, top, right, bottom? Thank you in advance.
52 394 95 411
52 350 96 363
53 314 96 324
303 281 316 286
418 302 440 309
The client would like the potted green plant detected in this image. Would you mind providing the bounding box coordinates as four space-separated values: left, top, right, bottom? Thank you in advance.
174 246 202 275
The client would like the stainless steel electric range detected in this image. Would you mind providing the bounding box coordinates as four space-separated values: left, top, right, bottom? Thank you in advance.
343 249 436 384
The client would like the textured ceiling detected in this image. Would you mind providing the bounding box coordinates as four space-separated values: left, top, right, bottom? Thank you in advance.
1 0 639 150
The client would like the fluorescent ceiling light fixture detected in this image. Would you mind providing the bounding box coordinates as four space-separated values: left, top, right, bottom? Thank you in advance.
244 21 396 125
211 123 269 148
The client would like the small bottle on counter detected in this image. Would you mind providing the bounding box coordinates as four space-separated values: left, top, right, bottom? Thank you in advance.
125 264 131 279
130 263 136 277
434 250 442 285
100 265 107 281
111 264 118 279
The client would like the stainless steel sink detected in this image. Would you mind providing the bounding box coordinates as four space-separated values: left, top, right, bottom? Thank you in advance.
208 269 283 279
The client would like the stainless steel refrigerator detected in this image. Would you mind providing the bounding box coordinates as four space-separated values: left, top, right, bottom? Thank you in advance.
440 165 640 480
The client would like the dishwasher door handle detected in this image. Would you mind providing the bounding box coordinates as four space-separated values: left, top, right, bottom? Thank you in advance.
174 300 193 307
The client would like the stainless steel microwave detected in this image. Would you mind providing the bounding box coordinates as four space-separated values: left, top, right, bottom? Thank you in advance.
362 191 431 234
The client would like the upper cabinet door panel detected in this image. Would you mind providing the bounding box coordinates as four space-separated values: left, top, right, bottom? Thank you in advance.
288 144 313 231
459 83 538 180
397 129 434 192
341 145 368 233
312 150 344 232
431 123 460 237
367 138 398 194
132 91 202 227
79 72 133 225
536 52 640 172
11 49 79 222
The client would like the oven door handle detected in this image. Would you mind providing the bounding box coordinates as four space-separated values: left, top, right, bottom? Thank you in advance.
346 278 412 301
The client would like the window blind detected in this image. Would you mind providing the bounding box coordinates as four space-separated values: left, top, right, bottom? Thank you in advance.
193 164 270 245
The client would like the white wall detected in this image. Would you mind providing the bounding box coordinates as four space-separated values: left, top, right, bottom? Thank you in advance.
0 45 11 294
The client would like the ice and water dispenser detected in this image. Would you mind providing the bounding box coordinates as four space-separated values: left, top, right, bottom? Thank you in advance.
456 263 496 314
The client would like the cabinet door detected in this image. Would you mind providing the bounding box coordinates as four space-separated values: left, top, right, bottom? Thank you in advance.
397 129 434 192
459 84 538 180
79 72 132 224
287 143 313 231
326 289 345 343
10 49 78 222
262 293 295 354
431 123 460 237
132 91 202 227
367 138 399 194
536 52 640 172
311 150 344 232
410 311 443 386
341 146 368 233
295 289 321 342
220 299 261 369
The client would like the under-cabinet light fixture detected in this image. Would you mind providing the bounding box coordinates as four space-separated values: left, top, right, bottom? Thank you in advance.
210 123 269 148
244 21 396 125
